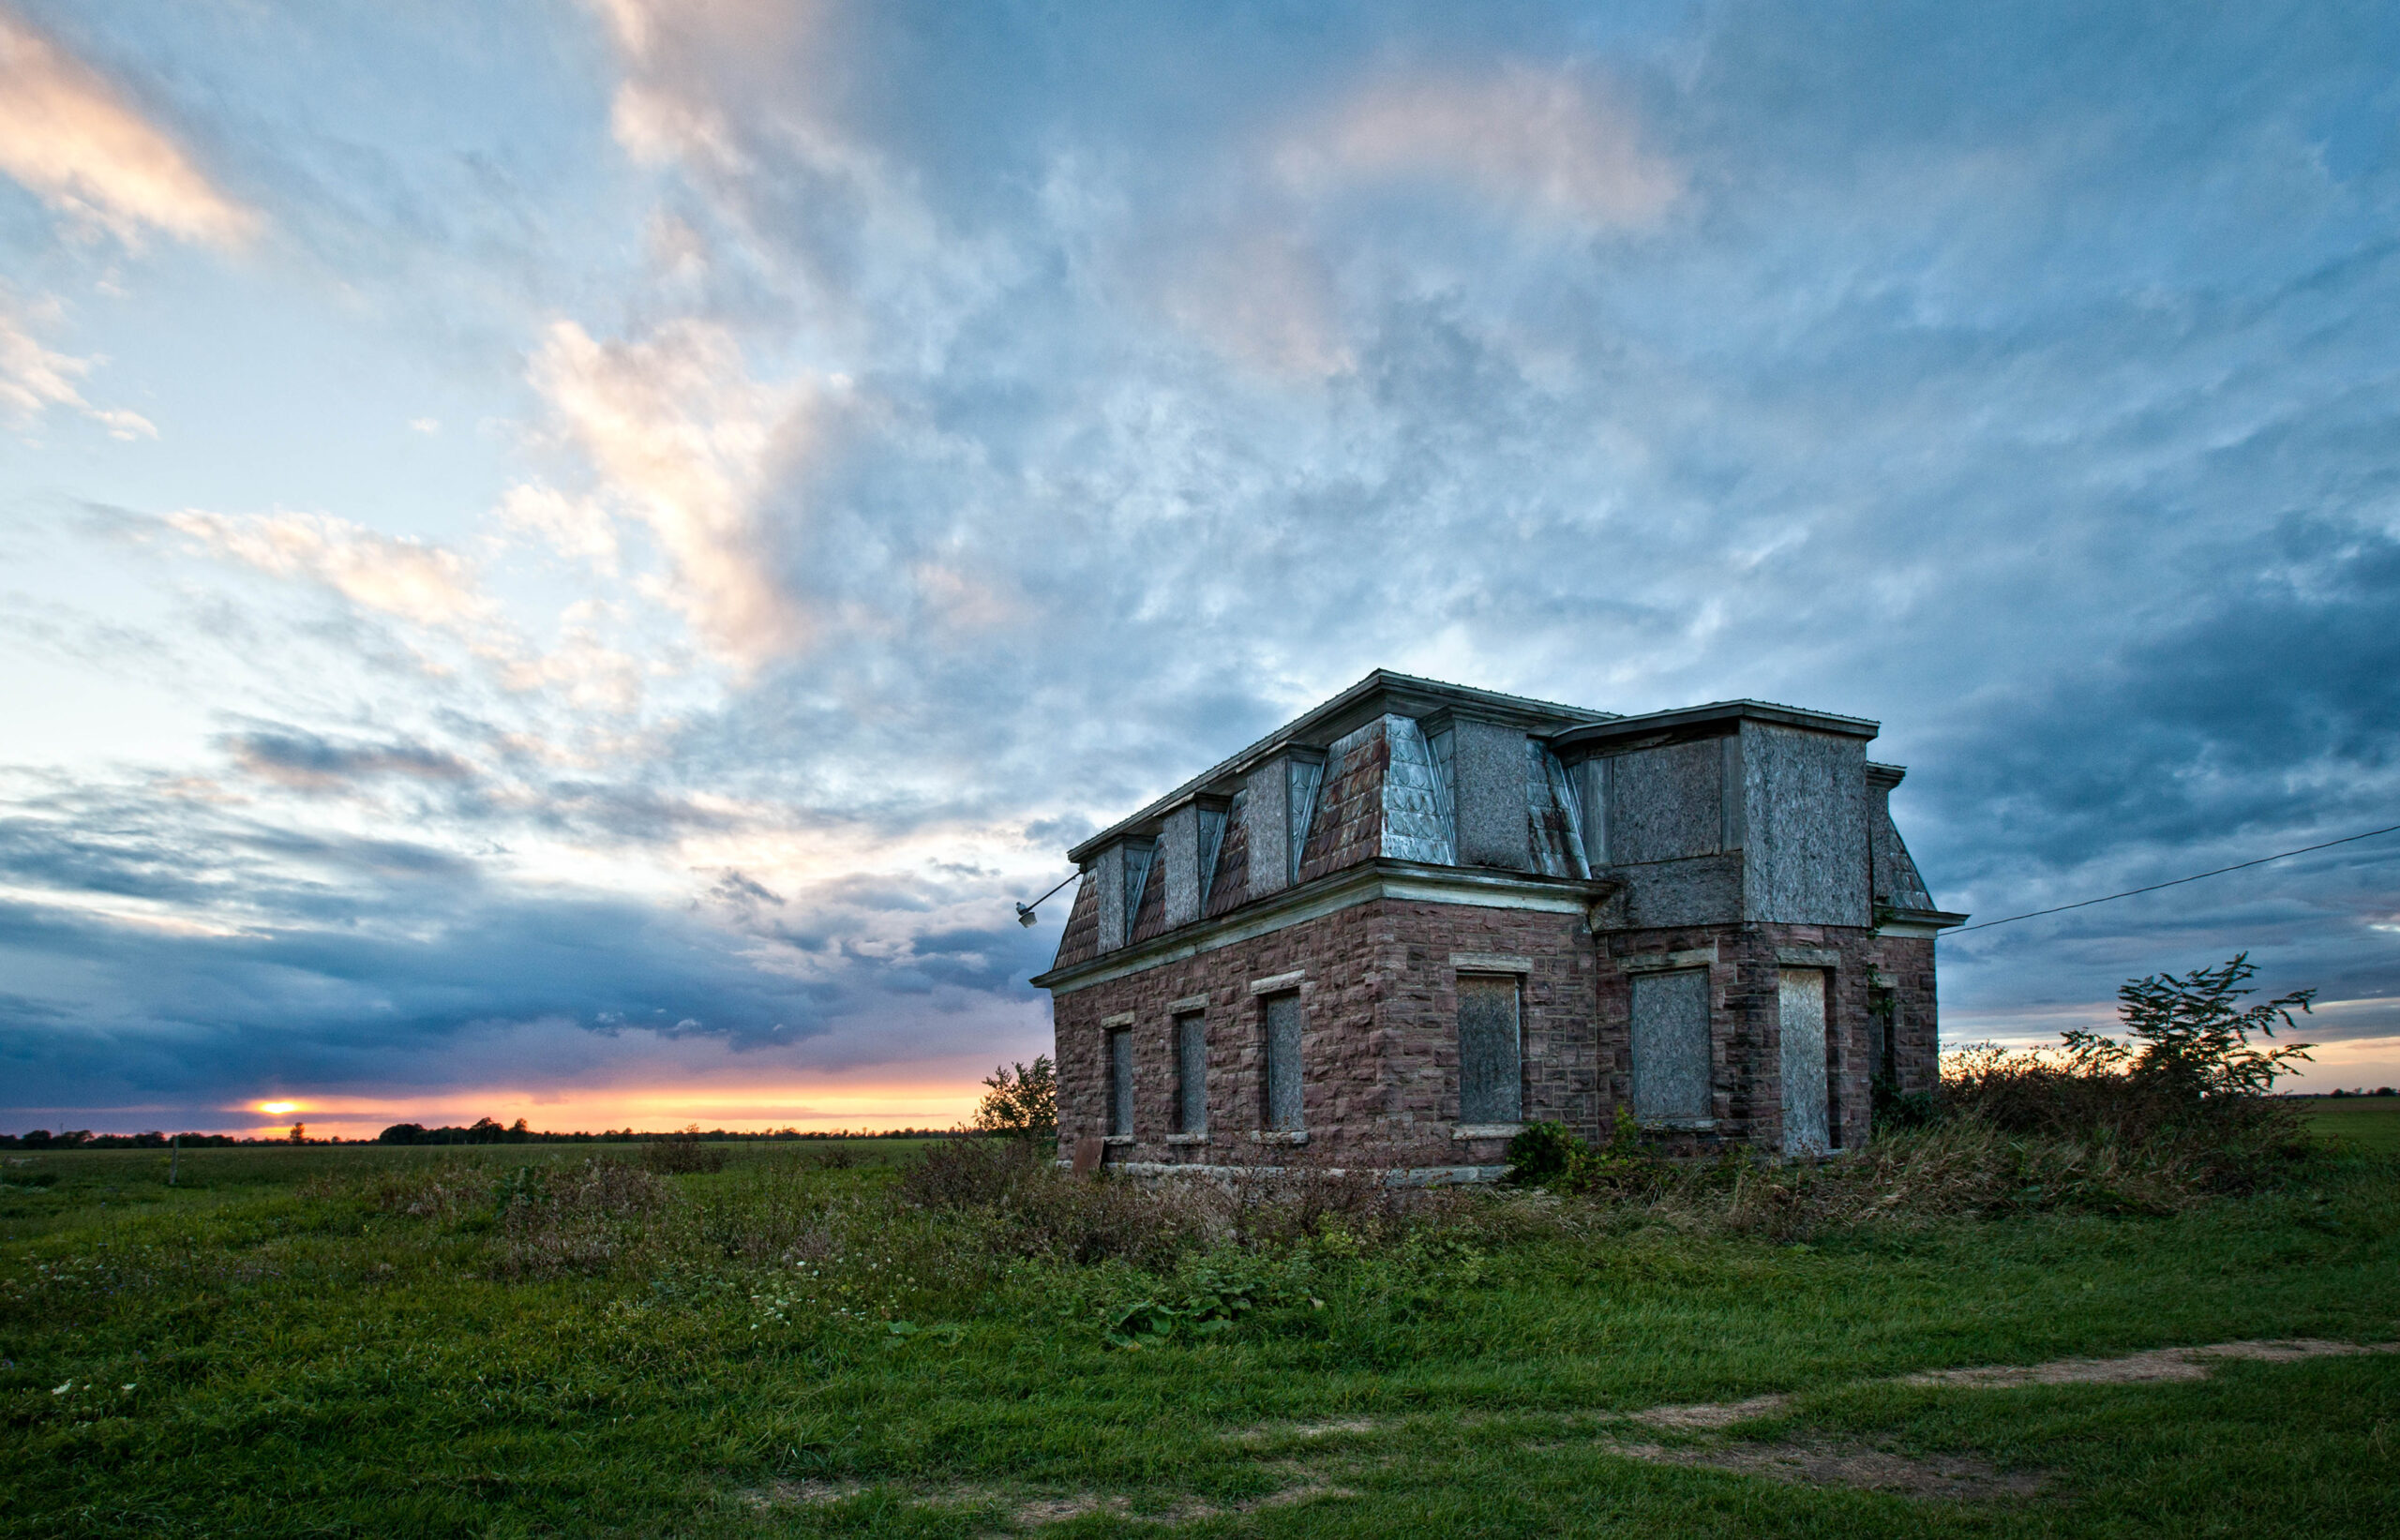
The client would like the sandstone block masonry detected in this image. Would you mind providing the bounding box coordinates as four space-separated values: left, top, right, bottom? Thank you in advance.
1031 672 1966 1169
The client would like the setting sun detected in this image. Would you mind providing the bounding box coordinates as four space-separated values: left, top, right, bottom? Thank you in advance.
260 1101 298 1116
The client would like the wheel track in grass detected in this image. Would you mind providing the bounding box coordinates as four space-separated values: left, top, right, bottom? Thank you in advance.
741 1338 2400 1526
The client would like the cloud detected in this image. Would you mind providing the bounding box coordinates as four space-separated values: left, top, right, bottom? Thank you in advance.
1153 224 1351 379
526 319 813 666
0 290 155 439
0 6 257 249
220 728 476 792
1280 63 1681 231
163 508 492 629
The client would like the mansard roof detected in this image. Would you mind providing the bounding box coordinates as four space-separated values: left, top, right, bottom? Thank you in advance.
1065 670 1609 865
1065 670 1882 864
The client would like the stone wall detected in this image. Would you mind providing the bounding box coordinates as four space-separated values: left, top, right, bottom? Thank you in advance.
1056 892 1913 1169
1598 920 1882 1155
1052 896 1601 1168
1868 934 1942 1097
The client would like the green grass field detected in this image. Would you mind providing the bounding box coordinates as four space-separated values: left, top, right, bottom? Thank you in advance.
4 1133 2395 1538
2297 1094 2400 1154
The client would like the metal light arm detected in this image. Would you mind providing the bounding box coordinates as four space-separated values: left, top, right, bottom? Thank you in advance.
1014 870 1080 927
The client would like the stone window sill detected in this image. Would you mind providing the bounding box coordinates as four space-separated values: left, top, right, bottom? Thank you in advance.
1163 1132 1208 1144
1639 1118 1717 1131
1246 1130 1309 1145
1102 1134 1134 1145
1453 1124 1523 1141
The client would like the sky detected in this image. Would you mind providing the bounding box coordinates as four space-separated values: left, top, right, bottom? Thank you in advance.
3 0 2397 1140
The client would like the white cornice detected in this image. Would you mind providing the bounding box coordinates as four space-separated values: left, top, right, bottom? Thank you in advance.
1032 859 1619 994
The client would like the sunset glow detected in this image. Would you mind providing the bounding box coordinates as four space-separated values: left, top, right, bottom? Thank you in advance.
259 1101 299 1116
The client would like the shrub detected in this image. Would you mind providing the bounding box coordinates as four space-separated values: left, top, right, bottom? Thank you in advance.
899 1138 1220 1269
494 1159 676 1278
897 1135 1041 1209
640 1130 729 1174
1506 1110 1658 1196
1503 1122 1582 1188
348 1161 491 1219
807 1142 861 1171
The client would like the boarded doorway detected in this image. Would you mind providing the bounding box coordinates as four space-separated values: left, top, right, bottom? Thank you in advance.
1778 968 1830 1155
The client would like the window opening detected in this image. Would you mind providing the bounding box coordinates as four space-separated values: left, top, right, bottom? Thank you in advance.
1106 1026 1133 1138
1630 968 1711 1122
1457 975 1522 1124
1262 992 1304 1131
1173 1012 1208 1133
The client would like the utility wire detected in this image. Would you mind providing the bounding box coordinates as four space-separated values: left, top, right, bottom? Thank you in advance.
1944 820 2400 935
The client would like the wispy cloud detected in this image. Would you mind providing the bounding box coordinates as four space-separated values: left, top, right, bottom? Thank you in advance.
163 508 492 630
0 6 257 249
0 290 154 439
1280 63 1681 231
525 319 814 667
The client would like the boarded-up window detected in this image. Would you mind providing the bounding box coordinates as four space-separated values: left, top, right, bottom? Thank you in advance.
1630 969 1711 1122
1779 969 1830 1155
1457 976 1522 1124
1174 1013 1207 1133
1106 1027 1133 1138
1263 992 1304 1131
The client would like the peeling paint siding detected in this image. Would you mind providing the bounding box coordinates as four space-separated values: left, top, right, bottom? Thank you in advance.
1609 739 1725 865
1428 725 1457 835
1527 742 1589 878
1572 755 1609 867
1122 840 1160 943
1286 757 1325 882
1740 724 1870 926
1196 805 1228 909
1128 840 1170 942
1205 788 1251 917
1383 715 1456 864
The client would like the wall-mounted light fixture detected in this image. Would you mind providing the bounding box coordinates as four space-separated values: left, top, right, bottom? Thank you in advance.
1015 871 1079 927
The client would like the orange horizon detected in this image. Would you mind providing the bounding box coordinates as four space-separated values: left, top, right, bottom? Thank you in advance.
8 1072 998 1141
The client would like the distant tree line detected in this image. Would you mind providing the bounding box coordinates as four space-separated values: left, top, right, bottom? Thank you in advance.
375 1120 967 1144
0 1123 969 1147
0 1130 241 1150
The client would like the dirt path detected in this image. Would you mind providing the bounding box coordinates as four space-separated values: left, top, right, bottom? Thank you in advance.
753 1338 2399 1527
1626 1335 2399 1431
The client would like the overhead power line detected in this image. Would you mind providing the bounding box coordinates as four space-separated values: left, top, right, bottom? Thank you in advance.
1944 820 2400 936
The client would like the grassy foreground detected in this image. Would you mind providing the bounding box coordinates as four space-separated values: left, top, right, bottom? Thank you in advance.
3 1121 2396 1539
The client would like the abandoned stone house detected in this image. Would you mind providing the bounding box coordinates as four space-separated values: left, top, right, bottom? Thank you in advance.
1028 671 1965 1174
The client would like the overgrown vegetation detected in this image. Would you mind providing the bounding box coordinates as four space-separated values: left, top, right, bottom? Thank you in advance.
1501 955 2327 1231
